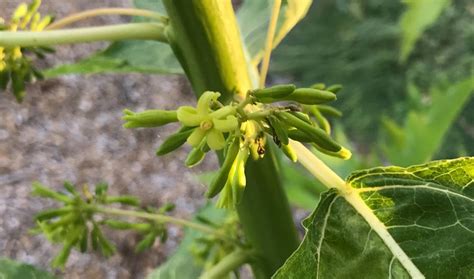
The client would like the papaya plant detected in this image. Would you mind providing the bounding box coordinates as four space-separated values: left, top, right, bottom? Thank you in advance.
0 0 472 278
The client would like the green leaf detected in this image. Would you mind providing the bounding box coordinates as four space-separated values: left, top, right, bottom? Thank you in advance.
381 77 474 166
0 258 56 279
44 0 182 77
399 0 451 62
274 157 474 278
237 0 312 64
146 204 228 279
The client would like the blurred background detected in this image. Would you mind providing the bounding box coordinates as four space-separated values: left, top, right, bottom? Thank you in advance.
0 0 472 278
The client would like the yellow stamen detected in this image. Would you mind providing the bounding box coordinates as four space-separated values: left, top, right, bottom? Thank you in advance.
200 120 213 131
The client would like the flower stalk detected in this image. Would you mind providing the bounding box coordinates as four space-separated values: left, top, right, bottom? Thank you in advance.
0 23 167 47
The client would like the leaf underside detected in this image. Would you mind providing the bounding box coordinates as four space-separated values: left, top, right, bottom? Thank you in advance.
274 157 474 278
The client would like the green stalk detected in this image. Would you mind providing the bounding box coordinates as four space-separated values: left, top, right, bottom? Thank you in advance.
95 206 216 236
199 249 253 279
162 0 299 277
0 23 167 47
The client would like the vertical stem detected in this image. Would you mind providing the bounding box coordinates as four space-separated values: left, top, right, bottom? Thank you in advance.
162 0 299 277
237 145 300 275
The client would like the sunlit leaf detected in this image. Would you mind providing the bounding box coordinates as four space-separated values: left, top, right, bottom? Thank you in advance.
274 157 474 278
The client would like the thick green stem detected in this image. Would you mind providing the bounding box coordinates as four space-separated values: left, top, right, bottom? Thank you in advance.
163 1 299 277
0 23 167 47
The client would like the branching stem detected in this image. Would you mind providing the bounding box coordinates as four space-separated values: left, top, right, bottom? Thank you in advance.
0 23 167 47
46 8 168 30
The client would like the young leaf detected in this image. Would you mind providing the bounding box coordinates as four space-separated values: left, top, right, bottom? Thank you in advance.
274 157 474 278
237 0 312 64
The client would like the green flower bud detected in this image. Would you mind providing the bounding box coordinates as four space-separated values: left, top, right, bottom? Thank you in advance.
316 105 343 118
32 182 71 203
35 207 72 222
206 137 240 198
158 203 176 213
52 224 85 268
216 181 233 209
122 109 178 128
251 84 296 99
307 106 331 135
79 228 88 253
47 213 78 231
104 220 151 232
0 71 9 91
310 83 326 90
63 181 78 195
281 144 297 162
92 224 115 257
156 127 194 156
277 112 341 152
282 88 336 105
288 111 312 125
91 225 100 251
312 144 352 160
326 84 343 93
231 149 249 206
52 241 73 269
135 232 158 253
95 183 108 197
268 115 289 145
287 129 312 142
185 140 207 167
11 71 26 102
159 229 168 243
105 195 140 206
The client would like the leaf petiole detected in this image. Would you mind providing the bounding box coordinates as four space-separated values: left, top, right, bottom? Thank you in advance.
0 23 167 48
93 206 240 245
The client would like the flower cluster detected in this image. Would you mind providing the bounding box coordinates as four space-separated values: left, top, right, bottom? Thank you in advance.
32 182 172 268
0 0 52 102
123 83 351 208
